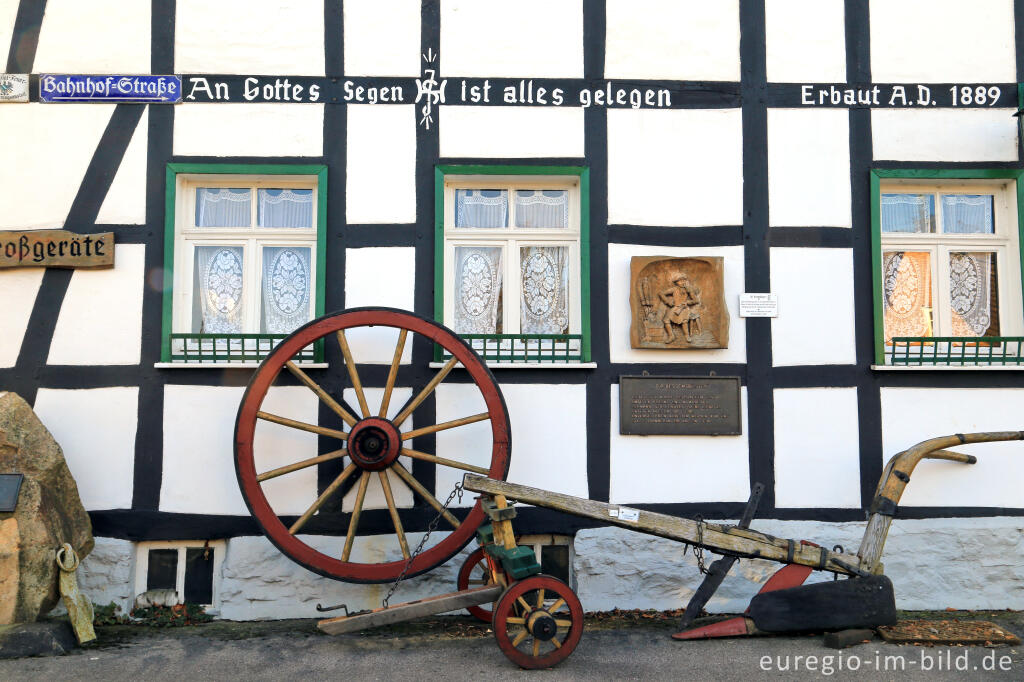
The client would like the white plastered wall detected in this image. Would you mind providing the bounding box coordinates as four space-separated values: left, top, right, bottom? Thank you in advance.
435 383 588 506
0 104 113 230
605 0 740 81
609 385 750 503
344 0 421 77
872 109 1018 162
774 387 860 508
343 247 416 364
162 385 319 516
439 107 585 159
770 248 856 366
346 105 416 223
765 0 846 83
48 244 146 366
176 0 325 75
767 109 851 227
870 0 1015 82
34 0 149 73
33 387 138 510
96 107 148 225
608 244 746 364
607 109 743 226
173 104 324 157
441 0 583 78
880 388 1024 508
0 268 44 368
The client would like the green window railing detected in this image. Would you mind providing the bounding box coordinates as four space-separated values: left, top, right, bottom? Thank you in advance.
168 333 321 364
437 334 584 364
888 337 1024 366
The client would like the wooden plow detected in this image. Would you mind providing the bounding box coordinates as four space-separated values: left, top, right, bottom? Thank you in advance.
233 307 1023 669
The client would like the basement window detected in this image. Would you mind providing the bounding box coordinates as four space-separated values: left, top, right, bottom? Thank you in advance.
133 540 225 612
517 534 575 588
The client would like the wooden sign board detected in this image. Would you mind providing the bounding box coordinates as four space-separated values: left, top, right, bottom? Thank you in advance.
0 230 114 269
619 375 742 436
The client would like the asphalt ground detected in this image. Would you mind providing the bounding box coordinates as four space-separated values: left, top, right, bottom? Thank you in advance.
1 611 1022 681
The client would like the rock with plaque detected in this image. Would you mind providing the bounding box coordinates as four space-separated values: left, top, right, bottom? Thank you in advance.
619 375 742 436
630 256 728 350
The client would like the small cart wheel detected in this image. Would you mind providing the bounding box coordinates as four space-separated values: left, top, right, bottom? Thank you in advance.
458 547 504 622
492 575 583 670
235 307 511 583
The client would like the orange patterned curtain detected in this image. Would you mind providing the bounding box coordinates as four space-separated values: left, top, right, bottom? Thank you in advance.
883 251 932 345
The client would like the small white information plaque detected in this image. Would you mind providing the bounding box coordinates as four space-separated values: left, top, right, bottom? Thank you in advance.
739 293 778 318
0 74 29 103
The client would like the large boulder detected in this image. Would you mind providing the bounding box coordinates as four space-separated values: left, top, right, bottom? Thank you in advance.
0 392 93 624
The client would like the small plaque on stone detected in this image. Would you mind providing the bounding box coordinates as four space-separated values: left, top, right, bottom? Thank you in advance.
0 473 23 512
619 375 742 436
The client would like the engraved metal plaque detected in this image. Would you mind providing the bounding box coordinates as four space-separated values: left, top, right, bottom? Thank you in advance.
619 375 742 436
0 474 24 512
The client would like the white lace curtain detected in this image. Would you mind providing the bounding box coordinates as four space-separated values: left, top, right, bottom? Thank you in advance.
949 252 994 336
261 247 311 334
456 190 507 228
942 195 993 234
454 246 503 334
193 246 244 333
258 189 313 228
881 194 934 233
882 251 932 343
520 246 569 334
514 190 568 228
195 188 251 227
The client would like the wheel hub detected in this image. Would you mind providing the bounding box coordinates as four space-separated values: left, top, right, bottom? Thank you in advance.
347 417 401 471
528 611 558 641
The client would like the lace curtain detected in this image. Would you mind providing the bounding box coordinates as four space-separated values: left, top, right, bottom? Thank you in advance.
520 246 569 334
258 189 313 228
195 188 251 227
882 251 932 343
454 246 503 334
942 195 993 234
455 190 507 228
261 247 311 334
514 190 568 228
881 194 934 233
193 246 244 333
949 252 995 336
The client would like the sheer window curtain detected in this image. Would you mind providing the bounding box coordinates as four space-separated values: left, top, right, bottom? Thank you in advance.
514 190 569 228
258 189 314 228
456 190 507 227
942 195 994 234
193 246 244 333
261 247 312 334
195 188 251 227
520 245 569 334
454 246 503 334
881 194 934 233
949 252 995 336
882 251 932 343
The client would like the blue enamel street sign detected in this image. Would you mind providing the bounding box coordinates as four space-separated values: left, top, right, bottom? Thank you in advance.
40 75 181 103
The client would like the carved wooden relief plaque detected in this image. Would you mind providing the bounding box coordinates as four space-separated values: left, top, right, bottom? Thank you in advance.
630 256 728 350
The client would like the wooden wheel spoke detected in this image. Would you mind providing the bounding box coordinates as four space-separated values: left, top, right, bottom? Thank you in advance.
532 638 540 657
400 448 490 475
536 588 545 609
378 470 410 559
511 628 529 647
554 619 573 628
467 578 488 585
341 472 371 561
335 330 370 418
548 598 566 614
257 411 349 440
506 617 526 625
257 448 346 482
378 329 408 418
285 361 358 427
393 356 459 425
289 462 357 535
391 463 460 529
550 637 562 649
517 596 532 613
401 413 490 441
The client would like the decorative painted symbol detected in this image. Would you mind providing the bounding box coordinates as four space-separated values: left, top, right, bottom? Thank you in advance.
0 82 11 95
422 47 437 64
416 47 446 129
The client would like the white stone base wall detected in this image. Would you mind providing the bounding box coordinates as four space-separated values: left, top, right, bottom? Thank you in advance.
65 517 1024 620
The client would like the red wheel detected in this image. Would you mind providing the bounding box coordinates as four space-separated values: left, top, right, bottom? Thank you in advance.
458 547 504 622
235 307 511 583
493 575 583 670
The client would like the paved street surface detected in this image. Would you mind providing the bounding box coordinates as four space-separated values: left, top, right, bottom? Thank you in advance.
1 616 1022 681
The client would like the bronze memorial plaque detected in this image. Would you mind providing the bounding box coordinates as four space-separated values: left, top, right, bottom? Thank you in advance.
619 375 742 436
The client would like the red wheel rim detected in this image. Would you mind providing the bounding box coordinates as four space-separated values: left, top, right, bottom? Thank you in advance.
493 575 583 670
235 307 511 583
458 547 499 622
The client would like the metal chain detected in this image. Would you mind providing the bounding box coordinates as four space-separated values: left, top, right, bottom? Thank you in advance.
684 514 709 575
382 482 464 608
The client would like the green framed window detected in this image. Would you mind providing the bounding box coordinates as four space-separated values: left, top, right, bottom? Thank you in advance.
871 169 1024 366
161 163 328 364
434 165 591 364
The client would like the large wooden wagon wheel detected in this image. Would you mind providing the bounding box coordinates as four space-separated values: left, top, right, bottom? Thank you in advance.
235 307 511 583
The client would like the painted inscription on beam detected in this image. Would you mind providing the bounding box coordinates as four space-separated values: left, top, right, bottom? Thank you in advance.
0 230 114 269
796 83 1014 108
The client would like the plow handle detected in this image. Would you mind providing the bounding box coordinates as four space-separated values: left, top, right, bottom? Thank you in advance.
857 431 1024 573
